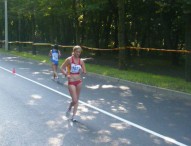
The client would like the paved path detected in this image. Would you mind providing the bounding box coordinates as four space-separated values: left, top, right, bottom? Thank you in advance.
0 53 191 146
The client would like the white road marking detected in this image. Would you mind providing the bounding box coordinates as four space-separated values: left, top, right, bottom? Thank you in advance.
0 66 188 146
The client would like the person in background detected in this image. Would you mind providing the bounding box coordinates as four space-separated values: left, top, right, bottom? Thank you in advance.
60 45 86 121
49 44 61 80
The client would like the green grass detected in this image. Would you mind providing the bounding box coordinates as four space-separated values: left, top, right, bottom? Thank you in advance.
86 63 191 93
1 49 191 94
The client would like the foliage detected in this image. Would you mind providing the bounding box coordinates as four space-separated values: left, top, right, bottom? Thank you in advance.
0 0 188 47
1 0 191 80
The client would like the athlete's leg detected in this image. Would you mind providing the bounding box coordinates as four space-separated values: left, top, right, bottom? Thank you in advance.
52 64 58 78
67 85 78 115
51 63 55 78
72 82 82 118
54 64 58 78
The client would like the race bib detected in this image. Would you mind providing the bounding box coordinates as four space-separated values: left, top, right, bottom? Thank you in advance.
52 53 58 61
71 64 81 73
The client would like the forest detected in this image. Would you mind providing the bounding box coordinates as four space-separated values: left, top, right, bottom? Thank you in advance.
0 0 191 80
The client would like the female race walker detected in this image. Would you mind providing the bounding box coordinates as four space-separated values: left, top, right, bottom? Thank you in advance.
60 45 86 121
49 44 61 80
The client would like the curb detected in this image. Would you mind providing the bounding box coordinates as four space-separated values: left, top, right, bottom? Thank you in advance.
87 72 191 99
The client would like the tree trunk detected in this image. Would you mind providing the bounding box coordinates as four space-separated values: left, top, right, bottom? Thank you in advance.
185 13 191 81
73 0 79 44
118 0 126 69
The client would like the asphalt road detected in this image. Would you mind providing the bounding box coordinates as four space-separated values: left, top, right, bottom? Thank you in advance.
0 53 191 146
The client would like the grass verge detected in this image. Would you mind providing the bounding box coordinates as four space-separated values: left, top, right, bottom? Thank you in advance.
1 49 191 94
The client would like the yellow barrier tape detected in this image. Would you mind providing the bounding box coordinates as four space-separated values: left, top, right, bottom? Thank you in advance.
20 41 33 44
33 43 52 46
81 46 124 51
7 41 33 44
81 45 191 53
1 40 190 53
132 47 191 53
58 45 74 48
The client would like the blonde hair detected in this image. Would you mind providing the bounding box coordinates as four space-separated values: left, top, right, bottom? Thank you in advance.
73 45 82 52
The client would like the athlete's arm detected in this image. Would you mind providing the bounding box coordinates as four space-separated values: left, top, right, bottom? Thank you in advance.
81 60 86 74
49 50 52 57
58 50 61 57
60 58 70 75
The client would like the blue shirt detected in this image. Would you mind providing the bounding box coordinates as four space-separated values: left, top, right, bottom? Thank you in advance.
51 49 59 65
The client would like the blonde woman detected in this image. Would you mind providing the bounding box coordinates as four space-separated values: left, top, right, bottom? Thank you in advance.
60 46 86 121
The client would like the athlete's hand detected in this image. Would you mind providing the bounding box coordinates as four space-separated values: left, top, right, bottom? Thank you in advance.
61 69 67 75
66 74 71 79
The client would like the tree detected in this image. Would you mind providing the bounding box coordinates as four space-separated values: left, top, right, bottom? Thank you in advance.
118 0 127 69
0 0 190 79
183 0 191 81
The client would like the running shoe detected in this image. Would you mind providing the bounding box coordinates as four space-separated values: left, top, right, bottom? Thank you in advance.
55 77 59 82
71 117 77 122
